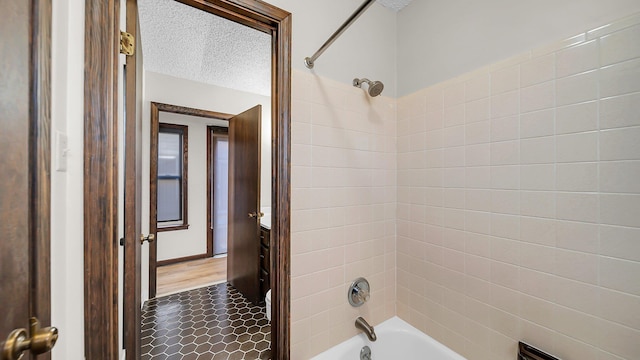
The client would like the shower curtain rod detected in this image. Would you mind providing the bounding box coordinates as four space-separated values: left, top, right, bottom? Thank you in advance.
304 0 376 69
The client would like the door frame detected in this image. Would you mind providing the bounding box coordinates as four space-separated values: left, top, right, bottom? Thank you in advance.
1 0 52 358
149 102 232 286
83 1 291 359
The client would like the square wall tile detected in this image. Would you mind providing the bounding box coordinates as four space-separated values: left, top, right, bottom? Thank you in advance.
521 81 555 113
600 92 640 130
556 70 598 106
520 136 555 165
600 58 640 98
600 24 640 66
556 101 598 135
600 161 640 193
555 220 599 254
520 109 555 139
556 40 599 78
465 98 491 124
521 53 555 87
556 193 599 223
556 132 598 163
491 65 520 95
600 257 640 296
600 127 640 161
491 91 519 118
600 225 640 262
600 193 640 227
556 163 598 192
520 164 555 191
491 116 519 142
466 73 491 101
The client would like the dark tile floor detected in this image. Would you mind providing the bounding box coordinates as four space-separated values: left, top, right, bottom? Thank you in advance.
141 282 271 360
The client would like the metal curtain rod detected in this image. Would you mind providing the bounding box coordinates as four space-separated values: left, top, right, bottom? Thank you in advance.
304 0 376 69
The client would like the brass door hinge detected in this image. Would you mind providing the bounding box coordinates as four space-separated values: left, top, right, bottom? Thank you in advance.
120 31 135 56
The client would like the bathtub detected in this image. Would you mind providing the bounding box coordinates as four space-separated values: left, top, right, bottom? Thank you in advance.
311 317 466 360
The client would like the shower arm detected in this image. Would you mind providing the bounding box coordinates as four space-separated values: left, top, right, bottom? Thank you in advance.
304 0 376 69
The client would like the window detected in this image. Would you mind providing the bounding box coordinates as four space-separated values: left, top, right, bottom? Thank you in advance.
157 123 188 230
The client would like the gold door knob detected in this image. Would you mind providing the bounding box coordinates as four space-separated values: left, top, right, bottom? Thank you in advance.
248 212 264 219
140 234 155 244
2 318 58 360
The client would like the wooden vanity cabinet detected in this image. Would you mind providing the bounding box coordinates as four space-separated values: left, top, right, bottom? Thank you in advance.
259 225 270 302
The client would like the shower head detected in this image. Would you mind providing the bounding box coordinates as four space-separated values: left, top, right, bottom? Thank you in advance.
353 78 384 97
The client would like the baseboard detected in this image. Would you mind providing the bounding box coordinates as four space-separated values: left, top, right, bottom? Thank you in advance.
157 253 209 266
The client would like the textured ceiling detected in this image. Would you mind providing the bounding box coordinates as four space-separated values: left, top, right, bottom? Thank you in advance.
138 0 271 96
377 0 414 11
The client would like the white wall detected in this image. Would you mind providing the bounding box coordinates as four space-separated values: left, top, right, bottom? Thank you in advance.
155 112 228 261
51 0 85 359
397 0 640 96
141 71 272 299
268 0 398 97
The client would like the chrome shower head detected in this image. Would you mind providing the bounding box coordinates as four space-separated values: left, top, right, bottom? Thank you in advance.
353 78 384 97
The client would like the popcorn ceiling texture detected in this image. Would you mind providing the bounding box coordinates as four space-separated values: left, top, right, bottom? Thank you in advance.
377 0 414 12
138 0 271 97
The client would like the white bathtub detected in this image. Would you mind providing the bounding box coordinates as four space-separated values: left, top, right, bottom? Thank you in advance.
311 317 467 360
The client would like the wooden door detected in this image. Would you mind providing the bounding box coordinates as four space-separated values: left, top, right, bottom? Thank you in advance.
227 105 262 305
123 0 143 358
0 0 53 359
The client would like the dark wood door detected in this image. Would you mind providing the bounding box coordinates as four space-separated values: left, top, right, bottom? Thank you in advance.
0 0 53 359
227 105 262 305
123 0 143 358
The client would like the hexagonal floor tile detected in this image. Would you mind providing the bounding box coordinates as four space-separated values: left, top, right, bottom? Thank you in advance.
141 282 271 359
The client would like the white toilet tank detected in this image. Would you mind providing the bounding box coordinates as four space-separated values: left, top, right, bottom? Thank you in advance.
265 289 271 322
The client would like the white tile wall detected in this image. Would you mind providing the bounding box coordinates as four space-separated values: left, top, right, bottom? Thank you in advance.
291 11 640 360
290 71 397 359
396 13 640 360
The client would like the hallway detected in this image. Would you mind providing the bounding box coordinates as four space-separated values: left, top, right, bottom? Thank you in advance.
141 283 271 359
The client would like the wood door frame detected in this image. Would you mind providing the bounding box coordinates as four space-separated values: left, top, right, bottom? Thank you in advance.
32 0 53 337
84 1 291 359
84 0 120 358
123 1 143 357
207 126 229 258
150 103 232 275
2 0 53 357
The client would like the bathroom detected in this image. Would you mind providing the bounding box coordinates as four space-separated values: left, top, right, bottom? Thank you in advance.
286 0 640 359
34 0 640 359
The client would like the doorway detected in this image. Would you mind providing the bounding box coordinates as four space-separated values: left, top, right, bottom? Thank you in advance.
83 0 291 359
210 126 229 257
149 102 267 302
148 103 235 297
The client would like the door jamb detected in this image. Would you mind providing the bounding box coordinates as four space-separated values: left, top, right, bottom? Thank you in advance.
84 1 291 358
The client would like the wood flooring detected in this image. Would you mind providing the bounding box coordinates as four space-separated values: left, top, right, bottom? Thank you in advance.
156 256 227 297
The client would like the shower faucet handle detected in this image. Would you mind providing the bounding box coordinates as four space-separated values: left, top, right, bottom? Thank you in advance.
354 285 370 302
348 277 371 307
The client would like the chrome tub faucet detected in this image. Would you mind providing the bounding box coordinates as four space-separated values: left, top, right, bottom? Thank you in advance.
355 317 377 342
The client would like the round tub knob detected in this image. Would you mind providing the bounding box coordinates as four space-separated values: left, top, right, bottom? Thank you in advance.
348 277 370 307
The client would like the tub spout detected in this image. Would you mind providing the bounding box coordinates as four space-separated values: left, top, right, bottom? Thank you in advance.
355 317 377 342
